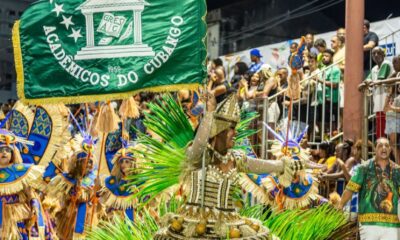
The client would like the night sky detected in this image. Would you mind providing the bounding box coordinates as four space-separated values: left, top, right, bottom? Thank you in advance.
207 0 400 25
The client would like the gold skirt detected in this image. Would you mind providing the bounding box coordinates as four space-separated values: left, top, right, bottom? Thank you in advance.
153 205 275 240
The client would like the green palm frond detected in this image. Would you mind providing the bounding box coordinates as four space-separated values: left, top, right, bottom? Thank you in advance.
158 194 185 217
235 111 259 143
87 211 157 240
127 135 186 206
233 111 259 152
239 203 272 221
87 196 184 240
126 94 193 206
263 204 357 240
143 94 194 148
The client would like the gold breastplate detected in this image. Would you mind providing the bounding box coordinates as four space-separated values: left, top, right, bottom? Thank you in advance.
187 165 240 211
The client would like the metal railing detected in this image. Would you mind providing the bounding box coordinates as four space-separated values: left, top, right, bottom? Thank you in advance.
244 58 345 159
359 28 400 161
381 29 400 48
361 76 400 163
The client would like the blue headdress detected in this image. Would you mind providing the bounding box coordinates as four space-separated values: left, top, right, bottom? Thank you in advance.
109 138 140 179
0 110 34 163
68 110 98 161
263 120 311 188
0 111 34 147
263 119 308 154
111 138 135 165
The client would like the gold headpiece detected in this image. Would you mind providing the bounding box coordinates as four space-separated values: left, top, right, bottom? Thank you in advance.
210 94 241 138
111 147 135 165
110 144 146 178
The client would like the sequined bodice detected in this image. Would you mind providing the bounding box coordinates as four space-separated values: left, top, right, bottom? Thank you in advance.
187 165 240 211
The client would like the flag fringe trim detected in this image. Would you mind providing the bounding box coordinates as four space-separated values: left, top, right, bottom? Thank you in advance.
12 20 26 105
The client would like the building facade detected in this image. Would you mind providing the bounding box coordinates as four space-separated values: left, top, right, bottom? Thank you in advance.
0 0 34 103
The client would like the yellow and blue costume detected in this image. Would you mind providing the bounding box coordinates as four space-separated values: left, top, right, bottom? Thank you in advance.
0 124 46 239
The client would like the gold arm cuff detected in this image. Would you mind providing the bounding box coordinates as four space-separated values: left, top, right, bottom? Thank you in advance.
346 181 361 192
359 213 400 224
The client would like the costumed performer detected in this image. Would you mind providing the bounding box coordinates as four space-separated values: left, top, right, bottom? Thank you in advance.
154 94 300 239
45 133 102 240
255 121 327 210
99 142 140 222
0 125 46 239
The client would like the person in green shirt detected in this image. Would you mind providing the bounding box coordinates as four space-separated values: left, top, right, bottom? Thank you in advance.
365 47 393 139
319 49 341 103
339 138 400 240
316 49 341 133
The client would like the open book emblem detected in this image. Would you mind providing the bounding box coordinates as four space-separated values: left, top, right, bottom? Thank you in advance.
97 13 127 38
74 0 155 60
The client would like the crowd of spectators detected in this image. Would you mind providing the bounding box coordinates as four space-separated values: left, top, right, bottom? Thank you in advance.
0 99 17 117
207 25 350 146
0 18 399 215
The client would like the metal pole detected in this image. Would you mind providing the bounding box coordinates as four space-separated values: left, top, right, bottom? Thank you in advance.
362 88 369 161
322 71 326 141
330 86 333 137
306 79 310 127
261 96 269 159
265 97 270 157
313 81 318 143
396 83 399 164
337 91 341 132
283 93 287 120
297 100 300 128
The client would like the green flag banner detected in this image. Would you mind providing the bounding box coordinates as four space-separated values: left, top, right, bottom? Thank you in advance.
13 0 207 104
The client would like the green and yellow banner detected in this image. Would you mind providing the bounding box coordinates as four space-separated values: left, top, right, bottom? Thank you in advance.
13 0 207 104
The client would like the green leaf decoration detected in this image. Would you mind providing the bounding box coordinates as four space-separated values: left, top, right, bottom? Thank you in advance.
87 196 184 240
240 204 358 240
